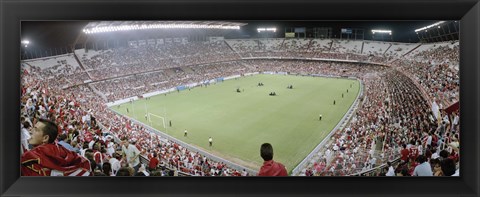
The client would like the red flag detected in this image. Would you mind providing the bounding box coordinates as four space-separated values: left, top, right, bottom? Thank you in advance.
21 143 91 176
445 101 459 114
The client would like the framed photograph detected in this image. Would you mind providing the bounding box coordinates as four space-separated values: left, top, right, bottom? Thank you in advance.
1 0 479 196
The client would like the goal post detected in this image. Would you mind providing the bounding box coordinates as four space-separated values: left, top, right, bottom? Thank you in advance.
147 112 166 129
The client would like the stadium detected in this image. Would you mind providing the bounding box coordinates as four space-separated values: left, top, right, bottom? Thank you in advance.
20 21 460 177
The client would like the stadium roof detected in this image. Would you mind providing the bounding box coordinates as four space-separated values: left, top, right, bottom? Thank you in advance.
83 21 248 34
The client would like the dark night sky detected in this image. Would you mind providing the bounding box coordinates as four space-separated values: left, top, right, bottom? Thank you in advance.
21 21 89 50
21 21 440 52
235 21 437 41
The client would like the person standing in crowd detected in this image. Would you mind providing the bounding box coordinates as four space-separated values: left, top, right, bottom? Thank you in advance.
21 120 32 154
385 161 395 176
258 143 288 176
441 158 457 176
400 144 410 163
409 140 419 162
121 137 141 173
21 119 91 176
451 111 459 132
413 155 433 176
57 134 75 152
149 152 160 172
102 162 113 176
105 136 115 157
109 153 122 175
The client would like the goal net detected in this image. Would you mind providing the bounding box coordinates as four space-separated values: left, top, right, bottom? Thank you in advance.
147 112 166 129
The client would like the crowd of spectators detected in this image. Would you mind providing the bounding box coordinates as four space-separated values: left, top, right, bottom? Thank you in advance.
282 39 311 52
79 42 240 81
412 44 459 67
303 68 459 176
20 64 250 176
228 39 382 62
20 38 459 176
25 57 90 87
391 44 459 107
91 61 252 102
225 39 261 52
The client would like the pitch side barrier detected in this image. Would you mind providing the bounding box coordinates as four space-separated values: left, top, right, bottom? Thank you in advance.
108 109 259 176
105 72 261 107
241 56 359 63
105 87 176 107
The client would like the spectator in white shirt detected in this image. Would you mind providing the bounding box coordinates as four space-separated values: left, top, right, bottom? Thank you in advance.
413 155 433 176
385 162 395 176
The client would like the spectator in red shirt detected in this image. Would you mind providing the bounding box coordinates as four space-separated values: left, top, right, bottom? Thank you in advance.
400 144 410 163
149 152 160 171
409 140 419 162
257 143 288 176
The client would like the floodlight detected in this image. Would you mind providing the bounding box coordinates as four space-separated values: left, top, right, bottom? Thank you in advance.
371 30 392 34
414 21 446 32
21 40 30 48
257 27 276 33
83 22 242 34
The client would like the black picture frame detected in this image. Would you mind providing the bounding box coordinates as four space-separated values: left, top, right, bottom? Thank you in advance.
1 0 479 196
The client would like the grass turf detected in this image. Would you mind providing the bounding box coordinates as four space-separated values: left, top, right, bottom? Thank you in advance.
110 74 360 173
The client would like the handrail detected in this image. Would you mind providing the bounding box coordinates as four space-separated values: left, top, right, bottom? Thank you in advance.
350 157 402 176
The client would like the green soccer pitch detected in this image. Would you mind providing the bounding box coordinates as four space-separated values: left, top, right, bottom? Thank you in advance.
110 74 360 173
